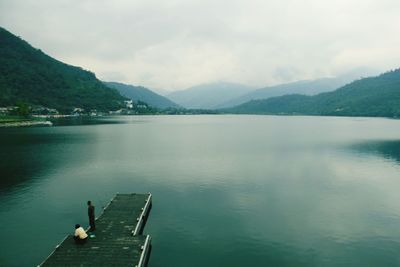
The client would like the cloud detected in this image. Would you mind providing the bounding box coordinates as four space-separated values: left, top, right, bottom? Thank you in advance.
1 0 399 90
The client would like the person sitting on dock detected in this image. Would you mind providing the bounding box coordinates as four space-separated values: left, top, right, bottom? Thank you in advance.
74 224 88 244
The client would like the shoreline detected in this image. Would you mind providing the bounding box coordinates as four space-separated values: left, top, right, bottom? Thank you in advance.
1 113 398 128
0 120 53 128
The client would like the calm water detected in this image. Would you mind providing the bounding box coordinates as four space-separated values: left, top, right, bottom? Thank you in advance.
1 115 400 266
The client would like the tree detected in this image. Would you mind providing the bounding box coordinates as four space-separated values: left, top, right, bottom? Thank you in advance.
16 101 30 117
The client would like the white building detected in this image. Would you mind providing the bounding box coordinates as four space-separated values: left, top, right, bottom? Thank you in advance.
124 100 133 109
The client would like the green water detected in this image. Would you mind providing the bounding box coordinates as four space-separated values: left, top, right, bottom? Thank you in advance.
1 115 400 266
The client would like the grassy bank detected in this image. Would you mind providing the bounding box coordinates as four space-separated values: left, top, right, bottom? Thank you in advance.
0 115 51 127
0 115 31 123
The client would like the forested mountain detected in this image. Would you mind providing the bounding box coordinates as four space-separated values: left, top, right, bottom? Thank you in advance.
227 69 400 117
104 82 179 109
221 69 377 108
0 27 125 112
167 82 253 109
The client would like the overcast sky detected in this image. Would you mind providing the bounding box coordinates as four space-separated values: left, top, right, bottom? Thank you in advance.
1 0 399 91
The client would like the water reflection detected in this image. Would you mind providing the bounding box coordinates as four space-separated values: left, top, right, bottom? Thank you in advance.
49 116 126 126
0 128 95 193
349 140 400 164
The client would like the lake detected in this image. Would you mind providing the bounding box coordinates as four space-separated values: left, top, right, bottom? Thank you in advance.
1 115 400 266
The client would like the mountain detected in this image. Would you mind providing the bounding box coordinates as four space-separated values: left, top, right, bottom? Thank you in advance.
226 69 400 117
104 82 179 109
149 88 171 96
0 27 125 112
221 69 378 108
167 82 254 109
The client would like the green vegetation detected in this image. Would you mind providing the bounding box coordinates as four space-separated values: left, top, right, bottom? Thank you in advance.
0 27 126 113
15 101 30 117
227 69 400 117
133 100 159 114
0 115 28 123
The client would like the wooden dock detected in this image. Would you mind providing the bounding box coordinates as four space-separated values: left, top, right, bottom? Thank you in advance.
39 193 152 267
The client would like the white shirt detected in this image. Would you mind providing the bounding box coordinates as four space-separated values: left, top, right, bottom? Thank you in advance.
74 227 88 239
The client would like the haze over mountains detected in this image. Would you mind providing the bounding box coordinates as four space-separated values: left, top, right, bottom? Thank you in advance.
167 82 254 109
220 68 378 108
104 82 179 109
226 69 400 117
165 68 378 109
1 26 399 118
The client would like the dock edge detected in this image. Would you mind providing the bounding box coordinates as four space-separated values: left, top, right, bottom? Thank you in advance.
133 193 152 236
136 235 151 267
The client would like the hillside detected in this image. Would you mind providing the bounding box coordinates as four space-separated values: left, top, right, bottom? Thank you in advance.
104 82 179 109
227 69 400 117
167 82 253 109
0 27 125 112
221 69 377 108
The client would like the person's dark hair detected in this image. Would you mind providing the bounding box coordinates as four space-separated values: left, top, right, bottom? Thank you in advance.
75 224 80 229
87 201 91 205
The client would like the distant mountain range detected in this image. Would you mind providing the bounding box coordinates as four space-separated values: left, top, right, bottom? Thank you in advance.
104 82 179 109
1 26 396 118
220 68 378 108
226 69 400 117
167 82 254 109
0 27 125 112
166 69 377 109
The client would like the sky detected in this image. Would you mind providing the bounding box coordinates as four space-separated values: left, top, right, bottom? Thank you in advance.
1 0 399 91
